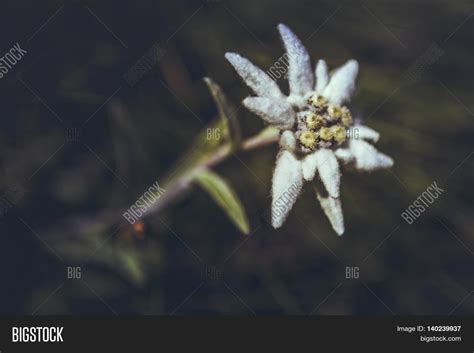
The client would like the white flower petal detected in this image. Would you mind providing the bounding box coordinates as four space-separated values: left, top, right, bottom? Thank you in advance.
225 52 284 99
279 130 296 152
286 94 307 110
323 60 358 105
315 59 329 93
277 24 314 97
334 146 355 164
271 150 303 228
315 186 344 236
243 97 295 129
351 125 380 143
302 149 340 197
348 140 394 171
301 152 319 181
315 149 340 198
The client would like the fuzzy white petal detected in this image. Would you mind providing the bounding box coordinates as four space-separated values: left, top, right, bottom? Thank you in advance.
316 187 345 236
323 60 359 105
286 94 307 110
315 59 329 93
279 130 296 152
301 152 319 181
243 97 295 129
277 24 314 97
348 140 394 171
225 52 284 99
315 149 340 198
334 146 355 164
271 151 303 228
302 150 340 197
351 125 380 143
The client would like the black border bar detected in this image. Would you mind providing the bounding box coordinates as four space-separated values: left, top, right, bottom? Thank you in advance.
0 316 472 352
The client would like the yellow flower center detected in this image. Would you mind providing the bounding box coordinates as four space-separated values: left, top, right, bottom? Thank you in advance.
297 95 353 152
340 107 352 127
331 124 346 143
299 131 317 149
328 105 342 120
305 112 324 129
319 127 332 141
307 93 327 109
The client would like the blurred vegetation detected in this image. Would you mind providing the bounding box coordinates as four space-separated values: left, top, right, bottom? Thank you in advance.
0 0 472 314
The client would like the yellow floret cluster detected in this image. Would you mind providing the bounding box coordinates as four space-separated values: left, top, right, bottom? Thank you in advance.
298 93 352 151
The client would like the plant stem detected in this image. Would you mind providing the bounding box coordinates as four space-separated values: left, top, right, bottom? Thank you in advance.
144 128 279 217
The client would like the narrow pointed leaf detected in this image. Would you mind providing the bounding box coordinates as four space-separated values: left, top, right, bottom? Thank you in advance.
204 77 241 150
195 169 250 234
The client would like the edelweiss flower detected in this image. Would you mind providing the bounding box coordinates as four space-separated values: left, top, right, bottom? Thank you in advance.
225 24 393 235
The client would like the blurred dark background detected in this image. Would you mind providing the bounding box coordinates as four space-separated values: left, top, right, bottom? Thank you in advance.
0 0 472 315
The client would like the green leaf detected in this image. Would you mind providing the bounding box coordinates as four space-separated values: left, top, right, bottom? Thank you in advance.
164 119 228 183
163 78 239 187
195 169 250 234
118 250 145 286
204 77 241 150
